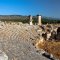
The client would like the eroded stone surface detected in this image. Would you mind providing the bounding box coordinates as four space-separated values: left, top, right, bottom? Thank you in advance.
0 22 59 60
0 50 8 60
0 22 49 60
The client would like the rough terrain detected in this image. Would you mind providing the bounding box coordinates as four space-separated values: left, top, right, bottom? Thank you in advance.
0 22 51 60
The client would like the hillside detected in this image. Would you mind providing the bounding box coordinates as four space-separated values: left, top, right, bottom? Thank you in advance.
0 15 60 24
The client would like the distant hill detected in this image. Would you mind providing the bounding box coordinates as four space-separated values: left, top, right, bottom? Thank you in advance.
0 15 28 20
42 16 60 24
0 15 60 24
0 15 29 23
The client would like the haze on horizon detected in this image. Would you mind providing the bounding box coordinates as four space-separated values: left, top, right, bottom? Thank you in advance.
0 0 60 18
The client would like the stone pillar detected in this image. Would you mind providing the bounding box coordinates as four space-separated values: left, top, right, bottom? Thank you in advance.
37 15 42 25
29 15 33 25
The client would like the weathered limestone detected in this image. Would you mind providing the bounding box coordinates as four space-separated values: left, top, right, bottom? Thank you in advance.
29 15 33 25
37 15 42 26
47 33 51 40
29 15 42 25
0 50 8 60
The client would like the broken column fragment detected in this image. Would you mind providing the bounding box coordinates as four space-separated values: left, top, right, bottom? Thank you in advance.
29 15 33 25
37 15 42 26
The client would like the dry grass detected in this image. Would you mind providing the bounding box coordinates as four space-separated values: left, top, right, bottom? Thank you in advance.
36 40 60 59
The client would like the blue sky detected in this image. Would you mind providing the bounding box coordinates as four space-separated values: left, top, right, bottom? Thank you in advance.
0 0 60 18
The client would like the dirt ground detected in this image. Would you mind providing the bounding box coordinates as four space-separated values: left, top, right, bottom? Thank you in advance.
36 40 60 59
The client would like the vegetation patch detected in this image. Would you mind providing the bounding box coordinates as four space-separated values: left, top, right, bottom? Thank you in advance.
36 40 60 59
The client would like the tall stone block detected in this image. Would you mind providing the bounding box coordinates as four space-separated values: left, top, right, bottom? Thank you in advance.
38 15 41 25
29 15 33 25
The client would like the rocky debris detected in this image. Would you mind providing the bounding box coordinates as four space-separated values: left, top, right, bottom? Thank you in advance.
50 27 60 41
40 24 60 41
50 30 57 40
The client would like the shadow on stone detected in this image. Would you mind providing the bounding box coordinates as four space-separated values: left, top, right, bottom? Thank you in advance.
42 53 54 60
